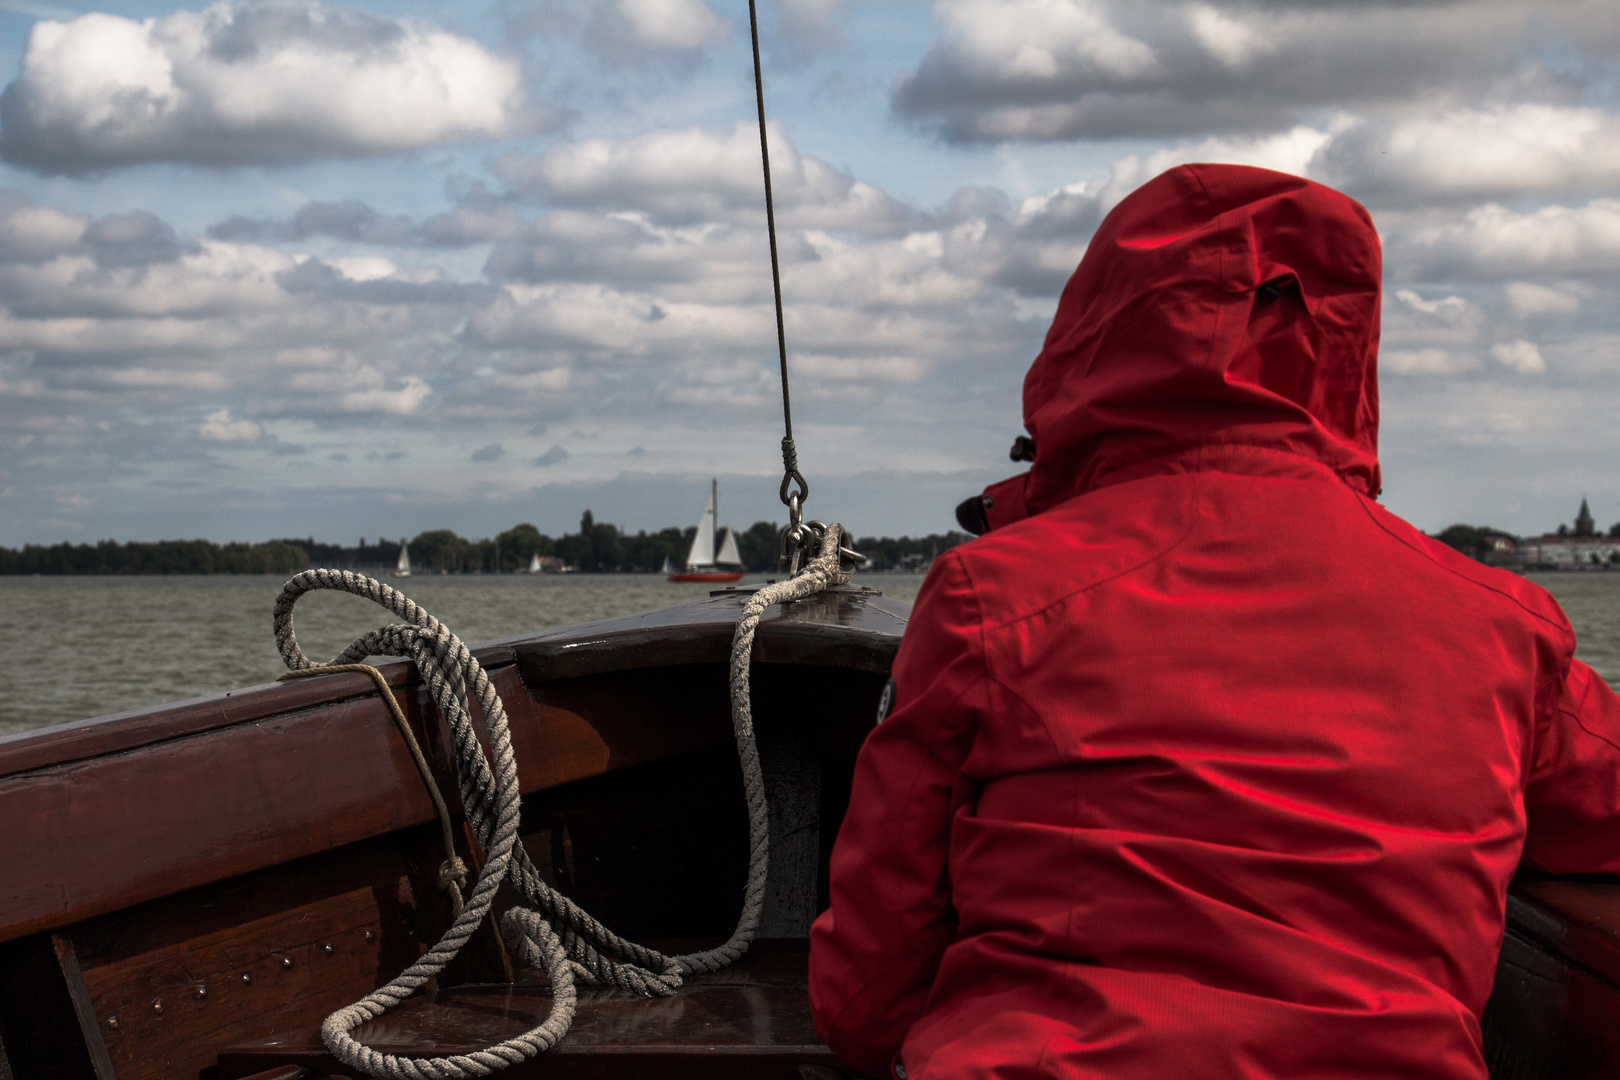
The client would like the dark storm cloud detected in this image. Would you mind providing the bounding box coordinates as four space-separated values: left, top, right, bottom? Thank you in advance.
211 200 417 245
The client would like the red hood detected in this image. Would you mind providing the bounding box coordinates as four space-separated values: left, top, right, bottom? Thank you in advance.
1010 164 1382 520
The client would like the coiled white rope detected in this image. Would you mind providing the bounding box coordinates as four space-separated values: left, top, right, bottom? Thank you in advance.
271 525 853 1079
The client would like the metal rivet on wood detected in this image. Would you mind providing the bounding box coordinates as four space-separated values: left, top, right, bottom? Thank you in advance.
152 1001 163 1015
281 957 294 970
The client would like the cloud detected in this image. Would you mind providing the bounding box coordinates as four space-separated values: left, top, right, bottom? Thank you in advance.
335 376 432 415
1491 339 1547 374
8 111 1617 550
1505 282 1582 317
1315 106 1620 202
892 0 1619 142
0 198 85 257
0 0 524 173
210 199 417 245
1394 199 1620 280
1382 348 1481 376
592 0 726 52
492 122 912 233
198 408 261 440
775 0 849 58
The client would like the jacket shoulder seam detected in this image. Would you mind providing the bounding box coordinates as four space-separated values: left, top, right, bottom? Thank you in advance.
1353 496 1571 638
1353 495 1575 721
972 474 1204 635
1555 699 1620 759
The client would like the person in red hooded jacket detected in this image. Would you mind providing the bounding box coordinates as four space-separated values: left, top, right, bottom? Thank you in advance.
807 163 1620 1080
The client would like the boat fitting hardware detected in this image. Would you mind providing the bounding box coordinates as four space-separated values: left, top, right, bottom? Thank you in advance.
780 501 865 577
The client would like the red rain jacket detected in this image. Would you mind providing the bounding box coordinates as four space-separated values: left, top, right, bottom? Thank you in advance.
808 164 1620 1079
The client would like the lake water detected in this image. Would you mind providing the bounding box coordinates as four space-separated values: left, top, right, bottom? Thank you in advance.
0 572 930 735
2 570 1617 737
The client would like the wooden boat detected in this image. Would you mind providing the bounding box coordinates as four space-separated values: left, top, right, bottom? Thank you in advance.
0 579 1616 1080
0 582 904 1080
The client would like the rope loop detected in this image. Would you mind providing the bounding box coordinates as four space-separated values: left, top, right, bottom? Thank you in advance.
778 467 808 510
273 532 854 1077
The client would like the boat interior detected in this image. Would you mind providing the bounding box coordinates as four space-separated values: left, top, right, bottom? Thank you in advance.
0 583 1617 1080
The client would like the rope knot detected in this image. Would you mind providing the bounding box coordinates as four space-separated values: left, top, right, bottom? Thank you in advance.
438 856 469 918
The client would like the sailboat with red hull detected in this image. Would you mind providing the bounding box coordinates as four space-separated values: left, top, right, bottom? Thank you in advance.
668 479 745 582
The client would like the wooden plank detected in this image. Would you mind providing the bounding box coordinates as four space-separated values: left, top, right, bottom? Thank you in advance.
0 934 103 1080
0 596 907 948
511 587 908 683
0 587 909 784
1483 925 1620 1079
215 940 850 1080
1507 876 1620 990
0 686 437 948
50 936 116 1080
87 887 382 1080
64 830 433 1080
0 645 515 781
0 664 643 946
234 1068 310 1080
0 659 779 947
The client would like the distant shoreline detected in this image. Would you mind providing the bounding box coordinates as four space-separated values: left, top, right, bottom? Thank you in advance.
0 520 970 575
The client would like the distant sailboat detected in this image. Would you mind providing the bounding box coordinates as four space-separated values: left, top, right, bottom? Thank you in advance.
394 539 411 577
668 479 745 583
660 554 674 574
528 553 542 574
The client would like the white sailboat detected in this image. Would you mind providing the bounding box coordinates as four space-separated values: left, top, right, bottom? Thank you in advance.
668 479 745 582
716 526 742 567
528 553 542 574
394 538 411 577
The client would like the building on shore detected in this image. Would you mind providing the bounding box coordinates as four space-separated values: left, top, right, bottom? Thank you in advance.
1511 498 1620 568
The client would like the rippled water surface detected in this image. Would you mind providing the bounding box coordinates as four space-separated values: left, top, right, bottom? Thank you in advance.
0 572 930 734
1526 573 1620 687
3 570 1618 737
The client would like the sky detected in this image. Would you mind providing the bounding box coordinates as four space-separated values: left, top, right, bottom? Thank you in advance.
1 0 1618 547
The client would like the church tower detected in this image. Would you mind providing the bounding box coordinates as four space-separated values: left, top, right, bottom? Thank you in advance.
1576 496 1596 537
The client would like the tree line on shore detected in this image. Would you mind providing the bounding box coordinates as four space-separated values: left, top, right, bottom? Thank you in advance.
12 509 1613 575
0 512 971 575
1435 517 1620 563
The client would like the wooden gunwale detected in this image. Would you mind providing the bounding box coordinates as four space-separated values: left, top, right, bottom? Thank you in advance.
0 585 905 781
0 588 907 949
